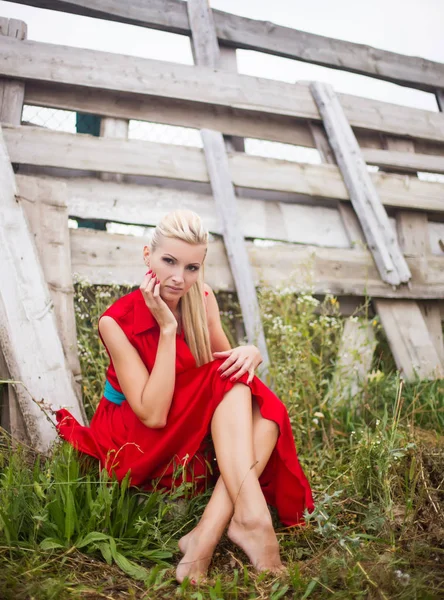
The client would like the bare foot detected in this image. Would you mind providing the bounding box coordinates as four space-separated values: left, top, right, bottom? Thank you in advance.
227 514 284 574
176 526 220 584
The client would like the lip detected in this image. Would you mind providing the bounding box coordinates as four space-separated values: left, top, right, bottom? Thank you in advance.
165 286 184 292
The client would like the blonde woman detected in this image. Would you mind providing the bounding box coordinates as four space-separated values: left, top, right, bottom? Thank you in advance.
57 209 314 583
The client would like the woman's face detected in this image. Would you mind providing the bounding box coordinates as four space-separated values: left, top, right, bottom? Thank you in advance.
144 237 207 302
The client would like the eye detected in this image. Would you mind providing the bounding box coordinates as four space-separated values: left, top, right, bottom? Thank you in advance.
188 265 199 272
163 257 174 264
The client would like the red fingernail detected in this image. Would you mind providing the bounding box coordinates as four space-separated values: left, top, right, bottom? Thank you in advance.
146 269 152 275
230 377 235 382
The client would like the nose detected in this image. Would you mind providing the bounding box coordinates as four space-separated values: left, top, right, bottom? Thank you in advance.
171 267 185 285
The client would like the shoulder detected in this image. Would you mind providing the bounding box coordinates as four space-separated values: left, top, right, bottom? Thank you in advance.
203 283 220 323
99 290 140 340
203 282 212 298
102 290 138 320
99 292 139 346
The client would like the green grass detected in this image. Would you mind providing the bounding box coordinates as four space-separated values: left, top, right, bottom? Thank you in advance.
0 283 443 599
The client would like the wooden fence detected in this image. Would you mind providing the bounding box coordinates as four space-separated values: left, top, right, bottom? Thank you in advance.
0 1 443 451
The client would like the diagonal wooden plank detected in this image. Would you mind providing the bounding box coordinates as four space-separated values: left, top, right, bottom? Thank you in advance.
187 0 269 373
0 122 85 452
0 18 30 441
310 82 411 287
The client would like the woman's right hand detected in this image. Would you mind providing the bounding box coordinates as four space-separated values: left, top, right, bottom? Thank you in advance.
140 270 177 333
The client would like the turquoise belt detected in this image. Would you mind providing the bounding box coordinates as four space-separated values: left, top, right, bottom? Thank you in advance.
104 379 126 405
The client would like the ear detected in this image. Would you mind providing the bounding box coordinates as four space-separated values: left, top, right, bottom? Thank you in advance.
143 245 150 266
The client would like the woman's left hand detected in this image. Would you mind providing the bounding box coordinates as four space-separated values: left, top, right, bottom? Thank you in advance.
213 345 263 385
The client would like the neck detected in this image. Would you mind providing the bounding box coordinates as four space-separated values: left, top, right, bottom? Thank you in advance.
164 297 180 316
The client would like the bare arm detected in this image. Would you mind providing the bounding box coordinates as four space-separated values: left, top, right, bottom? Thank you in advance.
99 317 176 429
204 283 231 353
99 272 178 429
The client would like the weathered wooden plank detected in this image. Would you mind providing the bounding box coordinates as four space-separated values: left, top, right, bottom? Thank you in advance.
218 45 245 153
375 300 444 380
16 175 85 417
187 0 269 370
363 148 444 175
19 176 350 248
69 228 444 299
5 126 444 214
188 0 220 68
0 123 85 452
7 0 444 93
395 202 444 371
311 82 411 286
420 302 444 366
24 81 444 157
0 19 30 441
0 349 29 443
24 81 316 148
0 18 26 127
330 318 377 401
1 37 444 143
396 211 429 257
429 221 444 255
99 117 129 183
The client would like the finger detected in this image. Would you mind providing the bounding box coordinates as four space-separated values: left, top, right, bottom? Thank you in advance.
220 358 246 379
217 354 239 373
141 271 156 290
230 363 250 382
142 276 157 298
140 270 152 288
213 350 232 357
246 366 255 384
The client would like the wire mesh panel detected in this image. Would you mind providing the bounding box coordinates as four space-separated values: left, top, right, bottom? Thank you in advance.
245 139 321 164
22 105 77 133
128 120 203 147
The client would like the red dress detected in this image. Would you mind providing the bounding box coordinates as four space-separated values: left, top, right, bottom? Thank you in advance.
56 289 314 526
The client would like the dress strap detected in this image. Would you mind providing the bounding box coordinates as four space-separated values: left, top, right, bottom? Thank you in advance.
104 379 126 405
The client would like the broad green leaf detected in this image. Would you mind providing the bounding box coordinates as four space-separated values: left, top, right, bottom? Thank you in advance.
76 531 110 549
96 542 113 565
40 538 65 550
113 551 149 581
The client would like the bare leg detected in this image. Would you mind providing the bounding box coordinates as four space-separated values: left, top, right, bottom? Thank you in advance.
176 391 280 583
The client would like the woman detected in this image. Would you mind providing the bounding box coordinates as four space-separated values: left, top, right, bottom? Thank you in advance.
57 209 314 583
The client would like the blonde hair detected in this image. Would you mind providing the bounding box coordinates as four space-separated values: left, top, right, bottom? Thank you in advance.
150 210 212 366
